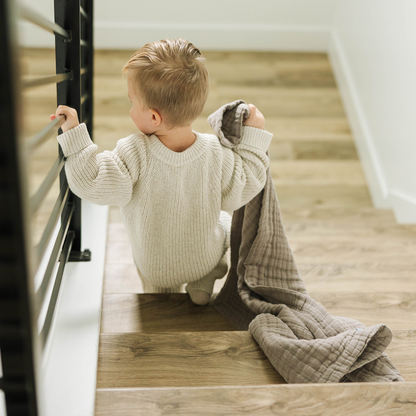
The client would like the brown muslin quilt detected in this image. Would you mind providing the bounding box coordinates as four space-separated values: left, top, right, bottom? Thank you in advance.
208 100 404 384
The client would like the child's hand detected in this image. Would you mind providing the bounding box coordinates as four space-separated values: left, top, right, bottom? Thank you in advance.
243 104 265 130
50 105 79 133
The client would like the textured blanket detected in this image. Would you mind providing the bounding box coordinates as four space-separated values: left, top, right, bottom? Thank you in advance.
209 100 404 384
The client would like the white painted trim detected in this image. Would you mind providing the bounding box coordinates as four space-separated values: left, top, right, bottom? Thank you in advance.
389 190 416 224
19 21 331 51
40 202 108 416
328 31 391 209
0 351 4 416
0 393 4 416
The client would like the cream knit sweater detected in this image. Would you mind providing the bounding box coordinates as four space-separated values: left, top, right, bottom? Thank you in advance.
57 123 273 288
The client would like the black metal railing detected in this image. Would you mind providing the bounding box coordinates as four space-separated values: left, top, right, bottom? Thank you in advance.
0 0 94 414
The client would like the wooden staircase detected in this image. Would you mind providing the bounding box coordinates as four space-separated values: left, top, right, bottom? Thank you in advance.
95 293 416 415
91 51 416 414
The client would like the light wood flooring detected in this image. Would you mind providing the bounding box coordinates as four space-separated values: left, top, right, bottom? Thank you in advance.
21 49 416 415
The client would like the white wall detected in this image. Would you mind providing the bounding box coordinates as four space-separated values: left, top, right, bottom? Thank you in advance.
329 0 416 222
20 0 338 51
0 350 5 416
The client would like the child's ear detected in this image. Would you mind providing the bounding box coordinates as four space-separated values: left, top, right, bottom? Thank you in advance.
149 109 162 127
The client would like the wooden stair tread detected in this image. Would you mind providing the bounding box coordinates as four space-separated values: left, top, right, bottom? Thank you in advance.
285 222 416 239
205 55 336 88
270 160 366 186
97 331 285 389
258 116 353 141
105 236 416 265
311 292 416 330
97 329 416 390
107 208 415 240
203 86 346 118
95 382 416 416
301 265 416 292
290 239 416 264
280 206 400 223
272 185 372 208
387 330 416 381
107 221 415 244
268 139 359 161
101 294 237 333
101 292 416 333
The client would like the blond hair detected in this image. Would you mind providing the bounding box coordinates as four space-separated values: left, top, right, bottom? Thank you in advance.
123 38 209 128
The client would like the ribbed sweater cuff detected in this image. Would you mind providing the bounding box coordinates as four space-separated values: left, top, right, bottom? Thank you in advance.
240 126 273 152
57 123 93 156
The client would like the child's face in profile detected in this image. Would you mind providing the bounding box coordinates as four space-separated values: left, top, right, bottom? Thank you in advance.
127 79 154 135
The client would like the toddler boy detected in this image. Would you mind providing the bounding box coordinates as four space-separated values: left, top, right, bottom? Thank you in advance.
51 38 273 305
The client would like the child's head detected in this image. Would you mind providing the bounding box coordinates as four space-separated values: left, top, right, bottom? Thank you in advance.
123 38 209 130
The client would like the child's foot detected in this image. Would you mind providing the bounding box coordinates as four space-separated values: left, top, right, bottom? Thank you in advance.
186 288 211 305
185 251 229 306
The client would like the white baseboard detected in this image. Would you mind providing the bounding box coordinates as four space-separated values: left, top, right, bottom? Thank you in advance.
40 201 108 416
0 369 4 416
328 31 391 209
19 21 331 51
389 190 416 224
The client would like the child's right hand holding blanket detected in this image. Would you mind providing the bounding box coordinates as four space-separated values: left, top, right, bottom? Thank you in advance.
243 104 265 130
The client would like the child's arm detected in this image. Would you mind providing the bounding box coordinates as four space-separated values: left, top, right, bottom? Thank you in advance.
221 104 272 212
51 105 140 207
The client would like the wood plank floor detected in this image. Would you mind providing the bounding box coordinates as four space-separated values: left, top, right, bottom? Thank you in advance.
20 48 416 414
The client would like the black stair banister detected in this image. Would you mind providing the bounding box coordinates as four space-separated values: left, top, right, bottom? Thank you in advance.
0 1 94 414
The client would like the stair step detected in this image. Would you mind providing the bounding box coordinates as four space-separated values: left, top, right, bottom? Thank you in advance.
280 206 399 224
299 263 416 292
272 185 372 208
101 292 416 333
97 331 285 389
107 205 399 226
388 330 416 380
97 329 416 390
95 382 416 416
270 160 366 187
291 239 416 264
107 210 415 242
310 292 416 330
100 294 237 333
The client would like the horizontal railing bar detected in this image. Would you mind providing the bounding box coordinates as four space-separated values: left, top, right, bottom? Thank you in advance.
30 154 65 216
35 204 74 318
80 39 88 48
35 183 70 265
80 67 88 76
80 6 89 20
81 93 89 105
39 230 75 348
19 5 70 38
23 73 71 89
26 115 65 152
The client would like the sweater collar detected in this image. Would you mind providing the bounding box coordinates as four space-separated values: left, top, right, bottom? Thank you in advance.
147 131 207 166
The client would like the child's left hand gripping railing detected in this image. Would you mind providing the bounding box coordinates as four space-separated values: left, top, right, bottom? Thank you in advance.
0 0 94 414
